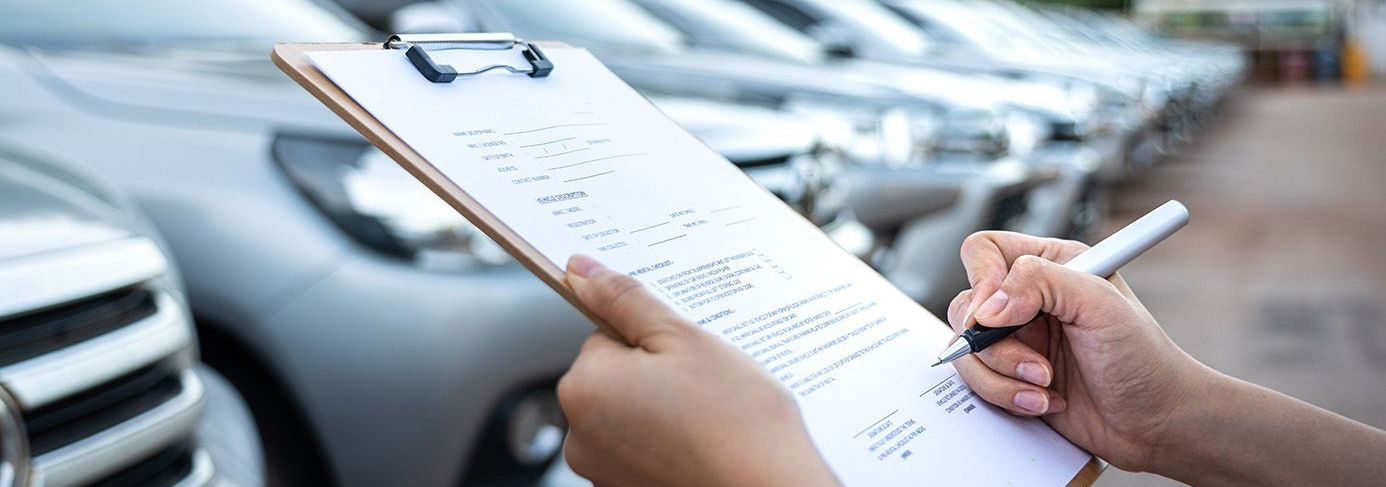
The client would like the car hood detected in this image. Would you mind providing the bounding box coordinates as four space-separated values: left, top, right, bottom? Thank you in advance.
833 58 1086 122
15 45 815 159
17 46 356 134
647 96 817 162
596 48 991 113
0 146 136 262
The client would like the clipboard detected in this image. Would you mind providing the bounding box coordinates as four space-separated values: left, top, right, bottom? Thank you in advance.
272 34 1105 487
272 36 614 334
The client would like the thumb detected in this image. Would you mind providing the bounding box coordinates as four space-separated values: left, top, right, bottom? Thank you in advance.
973 255 1128 330
566 254 686 349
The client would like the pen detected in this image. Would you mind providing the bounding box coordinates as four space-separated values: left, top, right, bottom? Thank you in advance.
931 200 1190 367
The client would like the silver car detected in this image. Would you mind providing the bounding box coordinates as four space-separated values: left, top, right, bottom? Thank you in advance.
388 0 1058 311
0 140 263 486
622 0 1117 240
735 0 1169 172
0 1 851 484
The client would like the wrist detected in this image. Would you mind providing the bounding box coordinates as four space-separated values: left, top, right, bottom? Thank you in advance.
1141 363 1250 484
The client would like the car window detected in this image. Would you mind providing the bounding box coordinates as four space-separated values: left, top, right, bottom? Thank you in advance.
633 0 826 63
890 1 1018 55
741 0 821 32
805 0 932 56
0 0 366 47
884 4 964 45
476 0 688 54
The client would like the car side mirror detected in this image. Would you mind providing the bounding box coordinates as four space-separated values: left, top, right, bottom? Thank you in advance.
388 1 472 34
807 22 857 58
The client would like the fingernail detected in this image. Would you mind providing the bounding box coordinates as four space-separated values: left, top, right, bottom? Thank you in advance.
1014 390 1048 413
977 290 1009 318
1049 395 1069 413
1017 362 1051 387
568 254 602 278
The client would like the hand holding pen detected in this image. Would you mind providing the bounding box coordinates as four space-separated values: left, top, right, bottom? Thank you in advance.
932 203 1215 467
934 201 1190 367
934 202 1386 485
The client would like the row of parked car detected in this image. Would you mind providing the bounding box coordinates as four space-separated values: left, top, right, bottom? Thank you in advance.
0 0 1245 486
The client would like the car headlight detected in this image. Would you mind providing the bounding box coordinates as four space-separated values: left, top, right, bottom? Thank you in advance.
1142 79 1171 116
934 109 1008 157
1005 112 1051 159
273 135 513 271
1066 82 1101 118
783 98 933 167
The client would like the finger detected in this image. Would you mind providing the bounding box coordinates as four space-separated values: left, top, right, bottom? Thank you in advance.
960 232 1090 302
946 290 975 332
563 437 600 483
974 254 1129 331
952 354 1067 416
975 337 1054 387
566 254 687 349
557 335 633 436
577 330 626 356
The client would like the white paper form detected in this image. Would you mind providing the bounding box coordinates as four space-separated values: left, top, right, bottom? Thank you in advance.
307 46 1090 486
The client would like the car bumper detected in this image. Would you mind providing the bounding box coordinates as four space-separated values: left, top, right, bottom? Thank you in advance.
196 365 265 487
256 257 588 486
1020 137 1121 238
879 157 1055 311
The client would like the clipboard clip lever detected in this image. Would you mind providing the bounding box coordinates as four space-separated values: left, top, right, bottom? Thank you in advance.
385 33 554 83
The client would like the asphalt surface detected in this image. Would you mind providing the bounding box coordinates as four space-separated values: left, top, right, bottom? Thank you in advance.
1096 86 1386 486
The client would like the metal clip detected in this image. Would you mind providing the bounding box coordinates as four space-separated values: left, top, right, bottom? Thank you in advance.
385 33 554 83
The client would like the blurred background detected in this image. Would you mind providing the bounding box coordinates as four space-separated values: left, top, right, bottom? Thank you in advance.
0 0 1381 486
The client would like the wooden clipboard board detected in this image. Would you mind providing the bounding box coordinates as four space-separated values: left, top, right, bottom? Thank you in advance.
272 40 1104 487
272 40 615 335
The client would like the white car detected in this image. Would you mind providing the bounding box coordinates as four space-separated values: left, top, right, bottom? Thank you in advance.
0 1 855 484
0 140 263 486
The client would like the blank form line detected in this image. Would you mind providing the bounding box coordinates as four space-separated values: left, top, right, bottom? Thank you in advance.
711 205 743 214
519 137 576 148
920 373 960 397
726 217 758 227
631 222 671 234
535 147 591 159
834 302 864 315
647 235 688 247
549 152 649 170
503 122 608 136
853 410 899 438
563 171 616 183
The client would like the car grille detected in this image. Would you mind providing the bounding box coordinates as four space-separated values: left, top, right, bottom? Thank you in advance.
987 191 1032 230
0 237 213 486
1049 121 1084 142
24 361 183 457
0 288 157 367
89 442 196 487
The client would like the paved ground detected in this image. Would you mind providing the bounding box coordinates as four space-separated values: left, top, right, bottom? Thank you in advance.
1096 86 1386 486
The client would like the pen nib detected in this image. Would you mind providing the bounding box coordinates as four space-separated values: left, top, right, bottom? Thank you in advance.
931 338 973 368
930 360 942 368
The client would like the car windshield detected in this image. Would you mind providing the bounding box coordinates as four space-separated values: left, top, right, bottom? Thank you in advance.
891 0 1020 55
634 0 827 63
806 0 933 57
476 0 689 54
0 0 367 48
978 1 1076 48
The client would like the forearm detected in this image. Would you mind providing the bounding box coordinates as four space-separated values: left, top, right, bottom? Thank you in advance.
1150 370 1386 485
